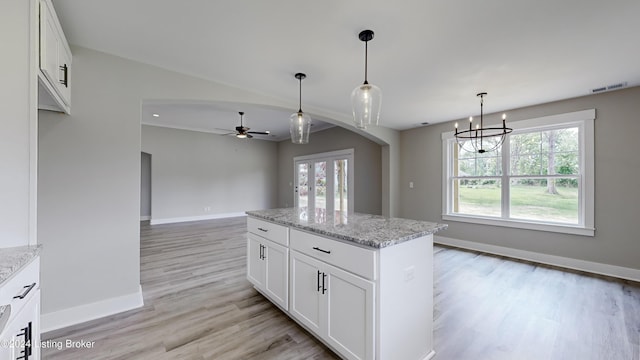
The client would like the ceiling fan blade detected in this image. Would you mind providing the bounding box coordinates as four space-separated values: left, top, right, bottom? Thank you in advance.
246 134 254 139
247 131 270 135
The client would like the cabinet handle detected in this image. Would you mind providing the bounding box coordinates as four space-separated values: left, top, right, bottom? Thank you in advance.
257 227 268 232
317 270 322 292
259 244 264 260
59 64 68 88
16 322 31 360
13 283 36 300
322 273 328 294
312 247 331 254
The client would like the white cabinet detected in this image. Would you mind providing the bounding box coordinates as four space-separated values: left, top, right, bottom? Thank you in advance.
290 250 374 360
247 216 435 360
246 220 289 310
0 257 41 360
38 0 72 114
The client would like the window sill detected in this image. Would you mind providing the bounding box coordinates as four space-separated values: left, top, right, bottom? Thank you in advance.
442 214 595 236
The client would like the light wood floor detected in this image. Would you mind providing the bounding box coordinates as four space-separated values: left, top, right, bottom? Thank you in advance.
42 217 640 360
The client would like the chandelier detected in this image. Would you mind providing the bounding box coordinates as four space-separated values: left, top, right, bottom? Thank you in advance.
455 92 512 153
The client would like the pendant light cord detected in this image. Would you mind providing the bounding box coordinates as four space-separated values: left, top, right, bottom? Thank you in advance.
298 77 303 113
363 40 369 85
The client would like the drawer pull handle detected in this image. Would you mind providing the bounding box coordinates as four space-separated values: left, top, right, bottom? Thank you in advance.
312 247 331 254
257 227 269 232
13 283 36 300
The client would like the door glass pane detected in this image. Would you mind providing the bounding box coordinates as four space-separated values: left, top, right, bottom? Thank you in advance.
297 163 308 208
314 162 327 221
334 159 348 217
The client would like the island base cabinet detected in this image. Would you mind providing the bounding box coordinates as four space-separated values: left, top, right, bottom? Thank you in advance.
290 250 375 360
246 233 288 310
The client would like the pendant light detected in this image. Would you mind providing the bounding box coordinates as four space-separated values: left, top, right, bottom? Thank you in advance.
454 92 513 153
290 73 312 144
351 29 381 129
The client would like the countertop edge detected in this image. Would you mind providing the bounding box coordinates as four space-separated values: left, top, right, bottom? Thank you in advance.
246 210 448 249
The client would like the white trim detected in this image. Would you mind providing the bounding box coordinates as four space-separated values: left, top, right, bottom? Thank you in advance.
435 235 640 282
41 285 144 333
140 215 151 221
150 212 246 225
293 148 355 162
442 214 595 236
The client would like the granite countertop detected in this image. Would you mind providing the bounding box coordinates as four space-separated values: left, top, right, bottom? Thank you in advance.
0 245 41 286
246 207 447 249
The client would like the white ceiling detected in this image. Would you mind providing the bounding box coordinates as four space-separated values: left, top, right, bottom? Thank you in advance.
54 0 640 136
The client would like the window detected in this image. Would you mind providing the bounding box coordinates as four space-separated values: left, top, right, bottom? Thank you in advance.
442 109 595 236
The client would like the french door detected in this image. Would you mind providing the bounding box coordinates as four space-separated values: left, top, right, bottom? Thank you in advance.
294 149 354 221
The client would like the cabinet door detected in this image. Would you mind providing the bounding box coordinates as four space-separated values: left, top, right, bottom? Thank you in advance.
39 0 60 87
264 241 288 310
289 251 323 334
246 234 265 289
325 264 375 360
0 291 39 360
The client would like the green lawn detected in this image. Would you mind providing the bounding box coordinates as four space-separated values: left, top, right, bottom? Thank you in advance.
457 184 578 223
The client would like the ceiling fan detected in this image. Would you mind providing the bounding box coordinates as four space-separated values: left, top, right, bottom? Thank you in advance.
218 111 270 139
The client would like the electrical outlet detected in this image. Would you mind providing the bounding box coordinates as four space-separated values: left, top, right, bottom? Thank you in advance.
204 206 211 212
409 181 414 189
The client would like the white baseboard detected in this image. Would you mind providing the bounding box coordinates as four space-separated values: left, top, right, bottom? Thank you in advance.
150 212 247 225
140 215 151 221
41 285 144 334
435 235 640 282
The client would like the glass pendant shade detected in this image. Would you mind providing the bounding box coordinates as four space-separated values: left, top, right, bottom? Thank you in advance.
351 82 381 129
290 111 311 144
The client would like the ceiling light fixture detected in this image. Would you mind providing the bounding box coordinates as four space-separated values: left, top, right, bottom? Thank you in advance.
236 112 248 138
454 92 512 153
352 29 381 129
152 113 160 117
290 73 311 144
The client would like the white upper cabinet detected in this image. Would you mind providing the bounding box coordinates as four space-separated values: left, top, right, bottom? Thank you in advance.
38 0 71 114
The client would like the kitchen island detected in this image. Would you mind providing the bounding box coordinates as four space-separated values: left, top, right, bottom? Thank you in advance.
246 208 446 360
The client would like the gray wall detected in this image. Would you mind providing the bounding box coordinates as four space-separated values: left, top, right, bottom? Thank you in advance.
140 152 151 218
1 0 36 247
142 125 277 221
399 86 640 270
277 126 382 215
37 46 310 318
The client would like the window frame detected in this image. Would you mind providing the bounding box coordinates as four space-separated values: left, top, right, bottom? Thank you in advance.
442 109 595 236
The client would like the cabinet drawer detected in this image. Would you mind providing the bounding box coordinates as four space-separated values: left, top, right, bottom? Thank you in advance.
0 257 40 318
247 217 289 246
290 229 376 280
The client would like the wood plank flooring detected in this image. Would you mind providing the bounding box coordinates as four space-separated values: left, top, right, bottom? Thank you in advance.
41 217 640 360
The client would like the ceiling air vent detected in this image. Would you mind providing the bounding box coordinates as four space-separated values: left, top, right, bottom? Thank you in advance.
591 82 628 94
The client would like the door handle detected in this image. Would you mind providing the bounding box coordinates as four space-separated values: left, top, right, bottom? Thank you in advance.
59 64 68 87
322 273 328 294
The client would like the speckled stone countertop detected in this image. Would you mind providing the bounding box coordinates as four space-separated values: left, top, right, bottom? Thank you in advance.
246 207 447 249
0 245 41 286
